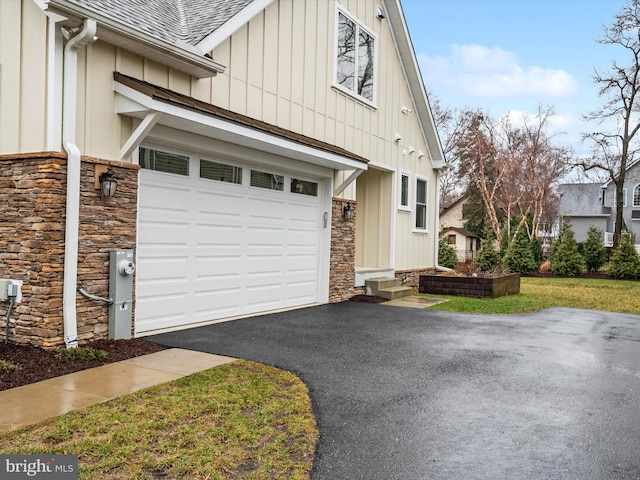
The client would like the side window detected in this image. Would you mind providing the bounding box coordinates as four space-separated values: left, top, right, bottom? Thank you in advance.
415 178 427 230
335 8 375 103
400 173 410 208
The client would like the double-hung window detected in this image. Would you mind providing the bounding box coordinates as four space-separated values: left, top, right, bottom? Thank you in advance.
400 172 410 209
633 184 640 207
415 178 427 230
336 7 375 103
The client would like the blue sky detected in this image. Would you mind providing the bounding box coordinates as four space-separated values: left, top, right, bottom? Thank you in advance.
401 0 627 159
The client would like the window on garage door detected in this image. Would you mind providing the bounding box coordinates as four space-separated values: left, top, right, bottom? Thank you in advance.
251 170 284 191
200 159 243 184
139 147 189 175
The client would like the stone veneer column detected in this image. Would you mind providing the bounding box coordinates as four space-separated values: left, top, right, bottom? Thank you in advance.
329 198 362 302
0 153 138 348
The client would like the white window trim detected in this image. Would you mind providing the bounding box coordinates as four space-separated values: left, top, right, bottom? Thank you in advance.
613 188 628 208
633 184 640 207
413 175 429 233
333 4 378 108
399 171 411 212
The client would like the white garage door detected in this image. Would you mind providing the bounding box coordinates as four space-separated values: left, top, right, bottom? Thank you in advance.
135 148 326 334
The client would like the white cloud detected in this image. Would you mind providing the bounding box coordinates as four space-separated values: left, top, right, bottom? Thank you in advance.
418 44 580 98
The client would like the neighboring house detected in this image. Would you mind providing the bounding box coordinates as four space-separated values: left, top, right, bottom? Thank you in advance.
439 196 467 230
559 159 640 250
558 183 609 243
441 227 479 262
0 0 445 348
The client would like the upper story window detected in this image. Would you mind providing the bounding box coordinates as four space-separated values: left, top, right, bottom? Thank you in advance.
336 8 375 103
415 178 427 230
613 188 628 207
634 184 640 207
400 173 410 209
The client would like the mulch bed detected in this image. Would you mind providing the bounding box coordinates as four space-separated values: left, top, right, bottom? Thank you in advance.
349 295 389 304
0 339 166 392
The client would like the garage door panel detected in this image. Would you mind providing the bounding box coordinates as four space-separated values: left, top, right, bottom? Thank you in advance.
196 190 245 218
136 165 324 335
194 290 242 316
196 224 243 246
136 256 189 281
138 222 191 246
139 185 191 215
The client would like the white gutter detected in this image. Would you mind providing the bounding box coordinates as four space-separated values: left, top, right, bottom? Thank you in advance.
45 0 225 78
62 18 97 348
434 168 452 272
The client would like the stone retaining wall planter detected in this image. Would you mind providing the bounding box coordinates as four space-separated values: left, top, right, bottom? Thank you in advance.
419 273 520 298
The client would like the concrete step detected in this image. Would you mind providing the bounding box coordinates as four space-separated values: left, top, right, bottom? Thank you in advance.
377 285 413 300
365 277 413 300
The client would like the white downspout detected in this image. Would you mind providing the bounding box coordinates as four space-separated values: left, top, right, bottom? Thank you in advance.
434 167 451 272
62 19 97 348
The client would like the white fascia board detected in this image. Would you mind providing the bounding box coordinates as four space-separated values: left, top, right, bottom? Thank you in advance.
45 0 226 77
114 82 367 172
196 0 275 53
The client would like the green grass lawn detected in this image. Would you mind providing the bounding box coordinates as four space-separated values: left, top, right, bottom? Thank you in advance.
0 361 317 479
423 276 640 315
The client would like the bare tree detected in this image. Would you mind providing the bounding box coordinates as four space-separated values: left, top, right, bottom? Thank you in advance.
581 0 640 248
455 108 570 244
428 90 470 208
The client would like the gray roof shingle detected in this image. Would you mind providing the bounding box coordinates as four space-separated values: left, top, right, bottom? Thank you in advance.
72 0 253 46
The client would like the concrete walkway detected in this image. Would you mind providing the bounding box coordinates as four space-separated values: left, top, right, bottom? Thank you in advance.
1 348 235 433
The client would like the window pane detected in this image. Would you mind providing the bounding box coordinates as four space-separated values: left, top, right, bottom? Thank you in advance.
139 147 189 176
337 12 356 92
200 159 242 184
401 175 409 206
358 29 374 101
291 178 318 196
251 170 284 191
416 204 426 229
416 179 426 203
634 185 640 207
416 179 426 229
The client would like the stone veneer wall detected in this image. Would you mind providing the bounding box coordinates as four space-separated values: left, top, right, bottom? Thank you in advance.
395 268 437 293
329 198 363 302
0 152 139 348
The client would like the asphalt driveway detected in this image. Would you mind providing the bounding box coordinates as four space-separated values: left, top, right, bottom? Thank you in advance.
149 302 640 480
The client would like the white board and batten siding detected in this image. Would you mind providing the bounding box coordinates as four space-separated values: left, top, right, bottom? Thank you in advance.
135 146 329 335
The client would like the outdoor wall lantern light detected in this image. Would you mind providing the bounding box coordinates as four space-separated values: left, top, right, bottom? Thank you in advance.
343 202 354 220
99 166 118 198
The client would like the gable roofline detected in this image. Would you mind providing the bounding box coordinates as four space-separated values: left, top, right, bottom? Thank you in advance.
601 157 640 188
196 0 275 53
442 226 479 238
440 195 466 215
44 0 226 78
382 0 445 169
